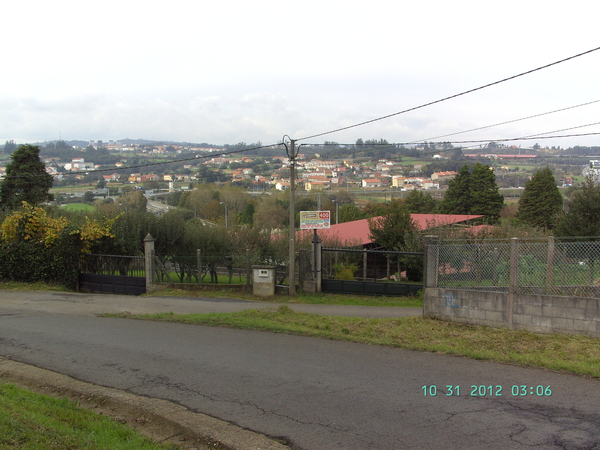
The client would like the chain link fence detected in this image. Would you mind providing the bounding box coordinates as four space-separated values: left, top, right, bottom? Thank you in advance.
428 237 600 298
153 250 282 285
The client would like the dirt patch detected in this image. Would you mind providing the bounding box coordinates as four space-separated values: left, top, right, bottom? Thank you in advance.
0 358 292 450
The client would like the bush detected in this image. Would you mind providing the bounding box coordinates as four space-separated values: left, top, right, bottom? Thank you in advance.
0 228 80 289
333 263 357 280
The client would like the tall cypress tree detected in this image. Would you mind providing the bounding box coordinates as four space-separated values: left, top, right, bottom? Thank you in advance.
438 164 471 214
469 163 504 222
555 175 600 237
516 167 562 229
0 144 54 210
438 163 503 222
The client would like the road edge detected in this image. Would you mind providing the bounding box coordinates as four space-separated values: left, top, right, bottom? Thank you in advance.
0 357 292 450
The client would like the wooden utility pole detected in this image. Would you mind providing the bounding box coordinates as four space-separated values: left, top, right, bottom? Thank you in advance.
285 137 298 295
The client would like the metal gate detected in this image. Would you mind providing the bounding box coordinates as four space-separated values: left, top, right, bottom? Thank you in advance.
79 254 146 295
321 248 423 296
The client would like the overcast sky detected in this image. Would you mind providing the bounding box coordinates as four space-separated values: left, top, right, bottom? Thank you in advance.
3 0 600 150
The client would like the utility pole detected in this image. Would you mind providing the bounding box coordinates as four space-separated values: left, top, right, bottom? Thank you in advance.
284 136 299 295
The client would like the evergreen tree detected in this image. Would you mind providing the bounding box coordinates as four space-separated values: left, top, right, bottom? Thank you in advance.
469 163 504 222
338 203 363 223
438 163 503 222
555 176 600 237
516 167 562 229
238 202 255 225
438 164 471 215
0 144 54 210
403 190 438 214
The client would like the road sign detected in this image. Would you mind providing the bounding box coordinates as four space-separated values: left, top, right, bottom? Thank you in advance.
300 211 331 230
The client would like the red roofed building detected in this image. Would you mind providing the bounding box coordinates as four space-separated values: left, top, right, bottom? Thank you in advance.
298 214 483 247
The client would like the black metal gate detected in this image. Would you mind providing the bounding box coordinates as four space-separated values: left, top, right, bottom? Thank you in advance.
321 248 423 296
79 254 146 295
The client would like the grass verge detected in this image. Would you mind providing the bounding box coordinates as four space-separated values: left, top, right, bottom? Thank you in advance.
0 383 178 449
0 281 69 292
146 286 423 307
108 306 600 378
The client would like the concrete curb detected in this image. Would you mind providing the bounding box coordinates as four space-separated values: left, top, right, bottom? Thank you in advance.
0 358 291 450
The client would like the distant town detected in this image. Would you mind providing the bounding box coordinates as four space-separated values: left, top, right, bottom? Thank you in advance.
1 139 598 203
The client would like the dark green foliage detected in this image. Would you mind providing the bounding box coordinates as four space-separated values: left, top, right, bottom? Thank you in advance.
238 202 255 225
367 200 421 251
555 176 600 237
438 165 471 214
403 190 438 214
516 167 562 229
438 163 504 222
0 144 54 210
469 163 504 221
339 203 363 223
0 227 80 289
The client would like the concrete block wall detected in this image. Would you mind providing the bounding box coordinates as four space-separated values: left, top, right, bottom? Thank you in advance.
424 288 600 337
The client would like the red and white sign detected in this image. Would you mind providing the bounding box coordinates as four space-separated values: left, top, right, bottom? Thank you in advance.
300 211 331 230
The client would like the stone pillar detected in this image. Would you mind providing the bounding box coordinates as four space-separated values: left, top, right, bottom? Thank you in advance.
144 233 155 292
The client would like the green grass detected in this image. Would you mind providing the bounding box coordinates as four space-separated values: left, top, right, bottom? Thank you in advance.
110 306 600 378
61 203 95 211
0 281 69 291
147 285 423 307
0 383 177 449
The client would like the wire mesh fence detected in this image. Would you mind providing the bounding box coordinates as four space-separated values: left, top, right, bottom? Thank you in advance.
429 237 600 298
322 248 424 283
153 250 286 285
80 254 145 277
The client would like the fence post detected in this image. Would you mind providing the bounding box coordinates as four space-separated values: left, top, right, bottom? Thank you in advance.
363 250 367 281
316 239 322 293
144 233 155 291
508 237 519 330
197 249 202 284
246 248 251 288
545 236 555 291
423 235 439 288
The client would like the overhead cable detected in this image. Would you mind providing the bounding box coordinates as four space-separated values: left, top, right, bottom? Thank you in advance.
296 46 600 142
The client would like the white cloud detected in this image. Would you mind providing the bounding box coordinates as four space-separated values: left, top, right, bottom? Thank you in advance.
2 0 600 147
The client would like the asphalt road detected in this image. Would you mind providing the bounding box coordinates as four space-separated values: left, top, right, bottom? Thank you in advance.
0 291 599 450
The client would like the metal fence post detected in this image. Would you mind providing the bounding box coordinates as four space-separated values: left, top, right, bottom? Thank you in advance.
545 236 555 291
508 237 519 330
197 249 202 284
246 248 251 288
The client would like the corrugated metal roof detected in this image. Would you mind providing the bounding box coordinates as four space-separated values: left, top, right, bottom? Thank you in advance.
298 214 483 245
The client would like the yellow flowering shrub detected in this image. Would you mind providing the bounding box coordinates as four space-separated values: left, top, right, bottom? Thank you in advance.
76 216 117 253
0 202 68 246
0 202 117 252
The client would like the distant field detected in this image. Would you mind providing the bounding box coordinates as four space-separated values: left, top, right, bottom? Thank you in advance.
61 203 94 212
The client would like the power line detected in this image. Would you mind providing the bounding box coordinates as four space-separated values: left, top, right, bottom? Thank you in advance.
407 99 600 144
297 46 600 142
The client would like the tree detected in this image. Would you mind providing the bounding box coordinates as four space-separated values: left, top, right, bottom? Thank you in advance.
555 176 600 237
367 200 420 251
0 144 54 210
238 202 255 225
438 163 503 222
403 190 438 214
469 163 504 222
338 203 363 223
516 167 562 229
438 165 471 215
3 140 17 154
83 191 95 203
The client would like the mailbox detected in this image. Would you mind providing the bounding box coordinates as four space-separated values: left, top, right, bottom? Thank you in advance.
252 265 277 297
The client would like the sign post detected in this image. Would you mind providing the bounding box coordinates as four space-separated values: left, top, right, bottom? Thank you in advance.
300 211 330 291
